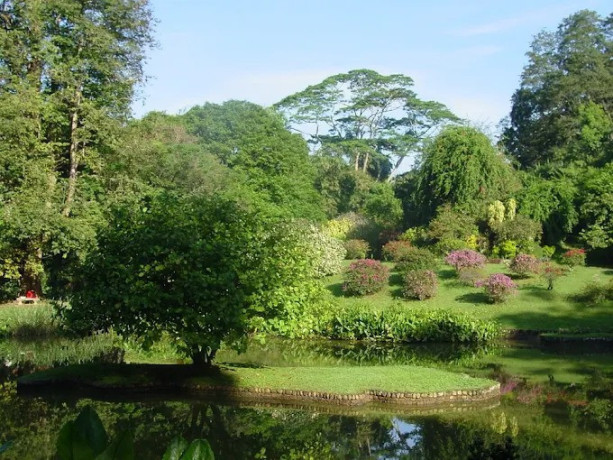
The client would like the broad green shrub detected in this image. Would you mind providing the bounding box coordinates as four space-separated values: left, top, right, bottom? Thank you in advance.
344 239 370 259
381 240 412 261
343 259 389 296
395 247 438 273
457 267 486 287
510 254 540 277
445 249 486 272
561 248 586 267
398 226 428 246
490 214 542 246
542 246 556 259
402 270 438 300
293 222 345 277
491 240 518 259
323 307 500 342
476 273 517 303
433 238 469 255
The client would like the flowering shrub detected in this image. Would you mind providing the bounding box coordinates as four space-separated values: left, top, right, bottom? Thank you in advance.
343 259 390 296
561 248 586 267
395 248 438 273
344 239 370 259
476 273 517 303
445 249 486 272
510 254 540 277
541 263 568 290
382 240 413 261
457 267 486 287
402 270 438 300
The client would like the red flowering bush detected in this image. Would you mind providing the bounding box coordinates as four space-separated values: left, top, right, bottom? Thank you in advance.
561 248 586 267
476 273 517 303
343 259 390 296
510 253 540 277
445 249 486 272
402 269 438 300
381 240 413 261
344 239 370 259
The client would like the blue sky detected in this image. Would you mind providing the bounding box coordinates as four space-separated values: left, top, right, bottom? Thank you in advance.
134 0 610 130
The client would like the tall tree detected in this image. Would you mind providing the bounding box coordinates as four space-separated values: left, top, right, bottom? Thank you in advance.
503 10 613 169
0 0 154 295
182 101 326 221
274 69 459 180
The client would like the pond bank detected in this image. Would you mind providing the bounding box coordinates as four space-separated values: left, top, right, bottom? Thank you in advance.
18 363 499 407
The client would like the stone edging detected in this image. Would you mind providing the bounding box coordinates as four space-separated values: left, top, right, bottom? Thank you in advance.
175 382 501 407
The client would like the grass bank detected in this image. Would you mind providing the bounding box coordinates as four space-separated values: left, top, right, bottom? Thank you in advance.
18 363 498 406
325 263 613 333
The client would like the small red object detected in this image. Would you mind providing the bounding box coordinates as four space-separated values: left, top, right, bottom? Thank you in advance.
25 290 36 299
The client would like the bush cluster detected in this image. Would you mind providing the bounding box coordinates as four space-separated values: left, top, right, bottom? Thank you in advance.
509 253 540 277
343 239 370 259
561 248 586 267
574 278 613 307
324 307 500 342
381 240 413 261
342 259 389 296
402 270 438 300
445 249 486 272
394 247 438 273
476 273 517 303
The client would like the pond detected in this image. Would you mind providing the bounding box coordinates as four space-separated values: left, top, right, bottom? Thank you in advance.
1 337 612 459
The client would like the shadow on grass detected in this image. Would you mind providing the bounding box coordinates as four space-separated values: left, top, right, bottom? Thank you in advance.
438 269 456 280
455 292 490 304
389 273 403 286
390 287 404 299
523 286 556 301
327 282 344 297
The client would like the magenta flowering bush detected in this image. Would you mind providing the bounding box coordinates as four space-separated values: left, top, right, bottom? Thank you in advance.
445 249 486 272
402 269 438 300
343 259 390 296
510 253 540 277
476 273 517 303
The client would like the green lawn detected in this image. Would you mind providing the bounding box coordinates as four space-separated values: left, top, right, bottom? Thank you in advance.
19 363 496 395
326 262 613 332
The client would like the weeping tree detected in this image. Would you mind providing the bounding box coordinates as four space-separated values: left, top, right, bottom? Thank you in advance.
414 126 519 223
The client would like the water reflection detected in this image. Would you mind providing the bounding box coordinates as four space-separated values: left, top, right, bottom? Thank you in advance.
1 337 613 458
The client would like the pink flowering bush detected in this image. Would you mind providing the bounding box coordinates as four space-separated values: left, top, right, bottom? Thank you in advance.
445 249 486 272
402 269 438 300
476 273 517 303
561 248 586 267
343 259 390 296
510 253 540 277
382 240 413 261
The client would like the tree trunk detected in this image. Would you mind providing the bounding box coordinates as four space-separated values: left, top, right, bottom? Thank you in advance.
190 346 217 370
354 150 360 171
362 151 370 173
62 88 82 217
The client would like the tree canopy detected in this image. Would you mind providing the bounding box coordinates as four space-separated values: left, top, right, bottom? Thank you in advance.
275 69 459 180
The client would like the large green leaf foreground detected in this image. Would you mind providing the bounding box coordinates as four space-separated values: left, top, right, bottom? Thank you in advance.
18 364 499 406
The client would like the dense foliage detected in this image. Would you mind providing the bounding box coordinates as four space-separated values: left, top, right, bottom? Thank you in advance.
510 254 540 278
343 239 370 259
477 274 518 303
395 248 439 273
342 259 390 296
445 250 487 273
402 270 439 300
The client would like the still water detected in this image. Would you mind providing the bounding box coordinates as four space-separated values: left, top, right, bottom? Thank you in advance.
1 338 612 459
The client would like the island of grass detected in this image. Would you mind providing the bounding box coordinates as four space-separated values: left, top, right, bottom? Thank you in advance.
18 363 499 407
